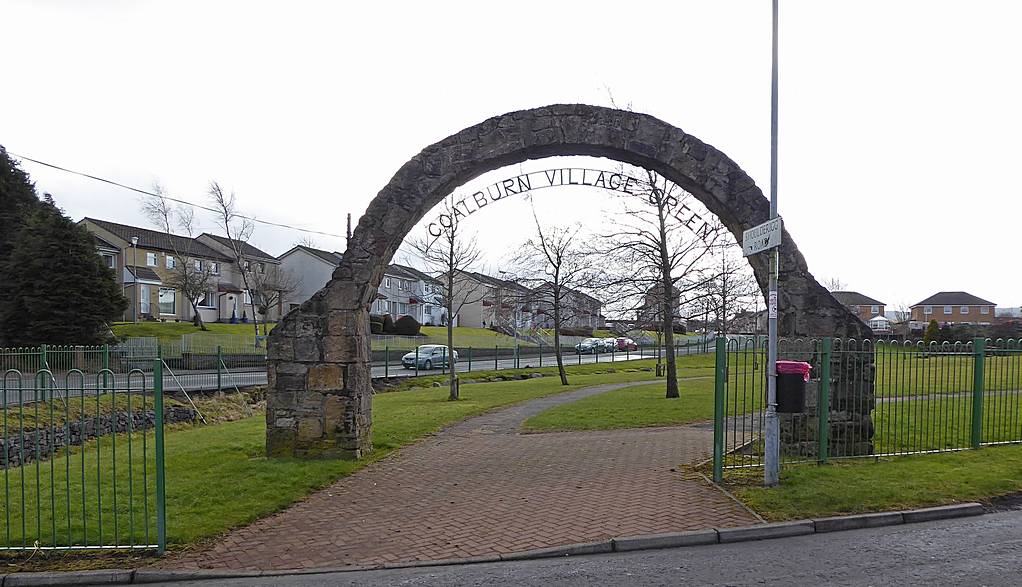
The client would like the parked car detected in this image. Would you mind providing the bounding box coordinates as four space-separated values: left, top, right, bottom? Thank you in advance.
616 337 638 351
574 338 602 354
601 338 618 352
402 345 458 369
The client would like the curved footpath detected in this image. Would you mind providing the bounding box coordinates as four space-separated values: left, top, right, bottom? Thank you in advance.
164 382 758 570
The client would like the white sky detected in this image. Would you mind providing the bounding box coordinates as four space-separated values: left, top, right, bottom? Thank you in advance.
2 0 1019 309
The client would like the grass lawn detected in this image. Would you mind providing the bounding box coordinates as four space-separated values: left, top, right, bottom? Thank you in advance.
385 326 535 350
522 375 715 432
110 322 274 343
1 366 686 549
732 443 1022 521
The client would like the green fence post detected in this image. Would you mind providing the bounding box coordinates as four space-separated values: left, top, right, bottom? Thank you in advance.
40 343 48 371
494 345 498 371
539 342 543 368
971 337 987 449
818 337 832 464
216 345 223 393
153 359 167 554
713 336 726 484
468 347 473 372
384 346 389 379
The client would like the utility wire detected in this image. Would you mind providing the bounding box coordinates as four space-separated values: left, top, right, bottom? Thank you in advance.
7 151 348 239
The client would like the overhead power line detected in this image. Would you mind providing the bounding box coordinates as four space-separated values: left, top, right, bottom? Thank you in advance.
7 151 348 239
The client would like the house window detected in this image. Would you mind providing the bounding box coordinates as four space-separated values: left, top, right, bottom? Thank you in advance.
166 255 176 269
960 306 969 315
924 305 932 315
981 306 990 315
194 259 202 271
210 262 220 275
871 305 879 314
384 277 391 288
943 305 952 315
243 260 251 271
425 305 432 315
158 288 176 315
258 262 266 274
102 254 116 269
146 252 157 267
197 291 216 308
243 290 252 305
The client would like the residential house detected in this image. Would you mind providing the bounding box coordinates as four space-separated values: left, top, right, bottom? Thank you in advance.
196 234 284 322
530 283 604 331
453 272 536 330
80 218 234 324
910 292 996 326
830 291 886 323
277 245 344 313
278 247 445 324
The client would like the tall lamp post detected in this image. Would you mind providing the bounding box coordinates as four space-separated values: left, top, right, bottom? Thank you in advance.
764 0 781 487
131 236 139 323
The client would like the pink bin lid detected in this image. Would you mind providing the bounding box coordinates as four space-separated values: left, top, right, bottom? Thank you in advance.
776 360 812 381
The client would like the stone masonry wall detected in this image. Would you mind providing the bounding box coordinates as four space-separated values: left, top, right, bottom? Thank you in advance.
266 104 874 459
1 406 195 468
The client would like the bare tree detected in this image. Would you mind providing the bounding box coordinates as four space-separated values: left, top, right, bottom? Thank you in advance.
248 266 302 334
704 246 759 334
294 235 319 249
208 181 260 338
405 196 486 401
823 277 847 292
141 182 216 329
510 206 599 386
601 168 722 399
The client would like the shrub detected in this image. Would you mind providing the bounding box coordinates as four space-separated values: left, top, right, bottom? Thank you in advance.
923 319 940 344
381 313 395 334
370 321 383 334
392 315 422 336
559 326 594 337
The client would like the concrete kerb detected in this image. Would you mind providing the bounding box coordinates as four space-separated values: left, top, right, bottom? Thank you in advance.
0 502 986 586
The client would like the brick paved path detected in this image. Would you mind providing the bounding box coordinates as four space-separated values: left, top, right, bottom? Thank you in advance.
166 382 759 570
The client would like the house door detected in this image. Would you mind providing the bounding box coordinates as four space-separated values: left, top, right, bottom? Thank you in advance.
139 284 151 315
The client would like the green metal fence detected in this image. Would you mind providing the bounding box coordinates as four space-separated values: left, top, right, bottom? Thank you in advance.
713 336 1022 482
1 363 166 552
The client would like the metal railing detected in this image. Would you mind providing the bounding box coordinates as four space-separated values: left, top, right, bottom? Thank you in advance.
1 363 167 552
712 336 1022 482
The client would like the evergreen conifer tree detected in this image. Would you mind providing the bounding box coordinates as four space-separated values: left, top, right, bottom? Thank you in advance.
923 319 940 345
0 149 126 345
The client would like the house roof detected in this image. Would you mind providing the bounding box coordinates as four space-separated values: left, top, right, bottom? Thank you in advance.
831 291 885 306
384 264 421 281
201 233 277 262
281 245 343 266
84 218 230 260
125 266 162 282
91 234 120 251
388 263 440 284
911 291 995 307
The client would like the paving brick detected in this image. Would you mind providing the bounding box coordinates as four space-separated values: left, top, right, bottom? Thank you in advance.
163 383 757 570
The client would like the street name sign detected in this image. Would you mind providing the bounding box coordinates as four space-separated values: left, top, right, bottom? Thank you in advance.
742 217 782 257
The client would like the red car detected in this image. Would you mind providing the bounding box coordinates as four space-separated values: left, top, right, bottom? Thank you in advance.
616 337 638 351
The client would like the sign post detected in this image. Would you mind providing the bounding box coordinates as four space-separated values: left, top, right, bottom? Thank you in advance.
765 0 781 487
742 0 782 488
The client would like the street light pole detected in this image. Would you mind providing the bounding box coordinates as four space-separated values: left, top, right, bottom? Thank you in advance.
131 236 139 324
764 0 781 487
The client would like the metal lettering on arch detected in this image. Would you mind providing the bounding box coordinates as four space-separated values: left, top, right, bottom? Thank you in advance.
266 104 871 459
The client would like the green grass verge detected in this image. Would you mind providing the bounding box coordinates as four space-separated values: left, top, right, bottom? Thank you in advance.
110 322 274 342
732 444 1022 521
1 366 693 549
522 375 715 432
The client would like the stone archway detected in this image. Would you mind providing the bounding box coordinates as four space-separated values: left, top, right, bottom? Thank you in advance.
266 104 870 459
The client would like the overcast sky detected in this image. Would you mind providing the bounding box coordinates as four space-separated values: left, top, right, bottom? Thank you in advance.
2 1 1019 309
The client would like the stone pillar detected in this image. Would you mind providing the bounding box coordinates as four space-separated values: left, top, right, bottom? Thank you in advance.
779 341 875 458
266 296 373 459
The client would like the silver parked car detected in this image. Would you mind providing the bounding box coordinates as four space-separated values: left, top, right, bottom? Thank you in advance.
402 345 458 370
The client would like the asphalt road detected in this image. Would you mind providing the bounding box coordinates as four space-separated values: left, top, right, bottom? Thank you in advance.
152 510 1022 586
1 349 698 403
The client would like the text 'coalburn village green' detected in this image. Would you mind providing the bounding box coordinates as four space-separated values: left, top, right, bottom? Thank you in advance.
426 167 719 243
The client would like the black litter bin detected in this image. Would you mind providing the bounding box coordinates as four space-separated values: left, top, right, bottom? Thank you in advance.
776 361 812 413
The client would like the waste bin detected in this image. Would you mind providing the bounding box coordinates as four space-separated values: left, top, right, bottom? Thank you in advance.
776 360 812 413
